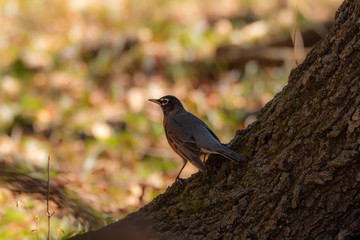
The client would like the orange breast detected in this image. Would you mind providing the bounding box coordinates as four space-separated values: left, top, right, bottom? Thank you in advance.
163 117 187 161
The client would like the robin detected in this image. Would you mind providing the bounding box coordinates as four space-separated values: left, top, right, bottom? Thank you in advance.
149 95 245 182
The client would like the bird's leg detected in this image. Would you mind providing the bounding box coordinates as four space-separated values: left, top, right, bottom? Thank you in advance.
176 160 187 184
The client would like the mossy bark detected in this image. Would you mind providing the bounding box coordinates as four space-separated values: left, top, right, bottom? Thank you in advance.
71 0 360 239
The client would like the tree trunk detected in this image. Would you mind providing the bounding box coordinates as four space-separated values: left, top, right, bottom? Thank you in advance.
71 0 360 239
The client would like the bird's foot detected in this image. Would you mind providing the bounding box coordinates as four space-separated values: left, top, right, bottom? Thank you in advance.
176 177 185 185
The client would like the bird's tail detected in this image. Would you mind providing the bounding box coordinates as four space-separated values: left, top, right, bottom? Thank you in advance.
216 146 246 164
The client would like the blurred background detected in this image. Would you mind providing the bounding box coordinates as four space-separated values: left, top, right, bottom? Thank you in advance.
0 0 341 239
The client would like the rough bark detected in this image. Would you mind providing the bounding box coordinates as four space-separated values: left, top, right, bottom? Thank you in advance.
71 0 360 239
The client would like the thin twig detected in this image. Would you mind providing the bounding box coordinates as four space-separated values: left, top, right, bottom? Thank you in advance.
293 0 299 67
47 155 54 240
34 214 39 240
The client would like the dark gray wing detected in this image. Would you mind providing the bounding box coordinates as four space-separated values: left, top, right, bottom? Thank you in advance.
165 117 206 172
169 112 245 165
204 124 220 143
183 113 223 151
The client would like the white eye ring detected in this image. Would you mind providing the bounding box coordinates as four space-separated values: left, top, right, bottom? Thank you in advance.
161 98 169 106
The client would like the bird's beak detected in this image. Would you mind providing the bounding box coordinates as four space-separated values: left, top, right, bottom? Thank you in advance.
148 98 161 105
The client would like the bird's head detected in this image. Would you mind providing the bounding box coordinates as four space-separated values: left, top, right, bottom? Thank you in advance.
148 95 184 115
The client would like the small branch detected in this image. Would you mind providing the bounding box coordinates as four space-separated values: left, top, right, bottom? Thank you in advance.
293 0 299 67
35 214 39 240
47 155 54 240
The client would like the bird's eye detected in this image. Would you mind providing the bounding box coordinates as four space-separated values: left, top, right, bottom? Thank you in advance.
161 98 169 106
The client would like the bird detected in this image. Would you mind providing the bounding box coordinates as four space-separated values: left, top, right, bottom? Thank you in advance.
148 95 245 182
